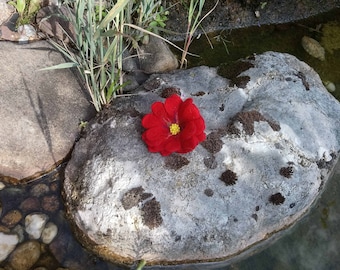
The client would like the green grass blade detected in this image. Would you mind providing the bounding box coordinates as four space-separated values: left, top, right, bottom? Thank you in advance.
39 62 79 71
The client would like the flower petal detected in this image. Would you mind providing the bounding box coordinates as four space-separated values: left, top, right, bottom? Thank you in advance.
151 102 168 121
162 136 181 155
178 98 201 123
142 114 165 129
164 94 182 121
142 127 169 145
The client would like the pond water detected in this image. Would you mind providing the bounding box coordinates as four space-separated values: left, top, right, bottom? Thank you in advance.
0 7 339 270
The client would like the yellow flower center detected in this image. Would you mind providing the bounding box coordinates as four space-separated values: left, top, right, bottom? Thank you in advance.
169 123 181 135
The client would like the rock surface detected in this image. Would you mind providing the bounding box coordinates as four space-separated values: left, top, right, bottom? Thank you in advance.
0 41 93 182
64 52 340 266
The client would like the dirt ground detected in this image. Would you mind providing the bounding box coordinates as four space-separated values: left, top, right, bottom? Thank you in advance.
164 0 340 40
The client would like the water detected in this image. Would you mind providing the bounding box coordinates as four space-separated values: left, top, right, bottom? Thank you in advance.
1 7 340 270
180 8 340 101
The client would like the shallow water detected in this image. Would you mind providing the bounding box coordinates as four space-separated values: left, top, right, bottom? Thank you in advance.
1 7 340 270
180 8 340 101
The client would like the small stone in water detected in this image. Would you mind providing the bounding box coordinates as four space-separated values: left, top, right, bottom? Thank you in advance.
42 195 60 212
25 213 48 239
30 183 50 197
41 222 58 244
324 81 336 92
1 210 23 228
0 182 5 190
0 232 19 262
301 36 325 61
7 240 41 270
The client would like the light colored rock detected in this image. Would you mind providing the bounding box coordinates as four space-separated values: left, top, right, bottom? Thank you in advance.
0 41 93 181
64 52 340 266
301 36 325 61
7 240 41 270
25 213 48 239
41 222 58 244
0 182 5 190
0 232 19 262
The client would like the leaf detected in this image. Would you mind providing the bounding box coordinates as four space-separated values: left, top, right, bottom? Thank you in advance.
39 62 79 71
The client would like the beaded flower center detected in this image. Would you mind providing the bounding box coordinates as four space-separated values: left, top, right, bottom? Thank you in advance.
169 123 180 135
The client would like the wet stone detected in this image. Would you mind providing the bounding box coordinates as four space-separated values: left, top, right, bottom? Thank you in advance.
1 210 22 228
7 240 41 270
0 232 19 262
25 213 48 239
30 184 50 197
42 195 60 212
41 222 58 244
19 197 41 213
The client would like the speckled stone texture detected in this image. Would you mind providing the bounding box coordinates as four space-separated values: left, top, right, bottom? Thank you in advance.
63 52 340 266
0 41 93 181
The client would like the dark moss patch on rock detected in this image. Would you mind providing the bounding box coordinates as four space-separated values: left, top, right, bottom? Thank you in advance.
218 60 254 89
230 110 281 135
191 91 206 96
230 76 250 88
143 77 161 91
160 87 181 98
218 60 254 79
317 152 337 169
141 198 163 229
280 166 293 178
219 170 238 186
204 188 214 197
269 193 285 205
164 154 190 170
201 132 223 154
121 186 150 210
295 71 310 91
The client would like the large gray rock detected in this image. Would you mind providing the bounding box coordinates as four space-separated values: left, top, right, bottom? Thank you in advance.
64 52 340 266
0 41 93 181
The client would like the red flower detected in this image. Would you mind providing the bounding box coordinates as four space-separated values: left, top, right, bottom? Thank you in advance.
142 94 206 156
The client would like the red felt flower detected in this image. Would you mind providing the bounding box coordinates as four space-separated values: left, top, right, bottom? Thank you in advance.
142 94 206 156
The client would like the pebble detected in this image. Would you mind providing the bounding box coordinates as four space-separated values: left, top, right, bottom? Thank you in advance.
25 213 48 239
42 195 60 212
30 184 50 197
19 197 41 213
1 210 23 228
12 224 25 243
0 182 5 190
41 222 58 244
7 240 41 270
0 232 19 262
301 36 325 61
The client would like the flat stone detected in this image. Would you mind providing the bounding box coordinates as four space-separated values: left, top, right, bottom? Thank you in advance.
63 52 340 266
0 41 93 181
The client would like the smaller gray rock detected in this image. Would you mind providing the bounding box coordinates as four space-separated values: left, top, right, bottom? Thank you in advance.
139 35 178 73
